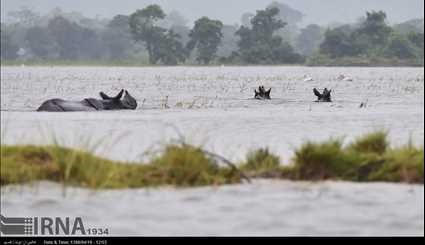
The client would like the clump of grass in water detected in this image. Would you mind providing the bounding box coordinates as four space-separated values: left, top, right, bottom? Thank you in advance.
347 130 388 155
0 144 241 188
241 148 282 177
150 145 240 186
290 132 423 183
1 131 423 188
292 139 365 180
1 145 119 188
368 145 424 183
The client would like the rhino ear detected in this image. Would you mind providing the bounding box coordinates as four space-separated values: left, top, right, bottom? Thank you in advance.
265 88 271 96
323 88 331 97
313 88 321 97
99 92 112 100
114 89 124 100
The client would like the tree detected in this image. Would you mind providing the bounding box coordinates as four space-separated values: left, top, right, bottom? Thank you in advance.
393 18 424 35
48 16 81 59
25 26 57 59
355 11 392 49
7 7 40 26
241 13 254 27
216 25 239 58
187 17 223 64
129 5 167 64
129 5 186 65
267 2 304 44
235 7 303 64
250 7 286 40
407 31 424 50
384 33 417 59
48 16 104 60
407 31 424 58
103 15 133 59
320 25 358 58
267 2 303 24
170 25 191 46
77 27 104 59
156 30 187 65
296 24 323 56
1 24 19 59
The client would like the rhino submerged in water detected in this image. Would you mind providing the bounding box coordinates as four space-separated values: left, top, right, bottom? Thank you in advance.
254 86 271 100
313 88 332 102
37 89 138 112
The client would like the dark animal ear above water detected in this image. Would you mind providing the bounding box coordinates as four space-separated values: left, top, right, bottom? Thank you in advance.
99 92 111 100
265 88 271 96
324 88 332 97
100 89 124 100
114 89 124 100
313 88 321 97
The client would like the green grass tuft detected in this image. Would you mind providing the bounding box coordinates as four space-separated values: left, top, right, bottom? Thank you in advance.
348 131 389 155
0 144 241 188
292 139 364 180
150 145 240 186
1 131 423 188
290 132 423 183
240 148 281 177
368 146 424 183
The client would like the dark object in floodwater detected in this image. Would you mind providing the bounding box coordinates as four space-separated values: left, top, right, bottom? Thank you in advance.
313 88 332 102
37 89 138 112
254 86 271 100
359 99 368 108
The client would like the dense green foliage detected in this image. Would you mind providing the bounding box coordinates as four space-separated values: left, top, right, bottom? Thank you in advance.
129 5 186 65
187 17 223 64
1 4 423 66
233 7 304 64
316 11 424 64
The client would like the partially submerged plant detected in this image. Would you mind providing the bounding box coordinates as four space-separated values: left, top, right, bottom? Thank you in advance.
292 139 363 180
0 144 242 188
0 131 423 188
150 144 240 186
348 130 389 155
368 146 424 183
242 148 280 171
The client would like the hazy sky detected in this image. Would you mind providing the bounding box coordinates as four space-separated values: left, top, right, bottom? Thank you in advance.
1 0 424 26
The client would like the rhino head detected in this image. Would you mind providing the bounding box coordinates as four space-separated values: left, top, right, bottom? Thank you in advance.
99 89 138 110
254 86 271 100
313 88 332 102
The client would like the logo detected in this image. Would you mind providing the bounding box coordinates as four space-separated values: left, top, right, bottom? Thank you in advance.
0 214 109 236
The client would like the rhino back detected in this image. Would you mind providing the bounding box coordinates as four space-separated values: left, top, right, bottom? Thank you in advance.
37 99 98 112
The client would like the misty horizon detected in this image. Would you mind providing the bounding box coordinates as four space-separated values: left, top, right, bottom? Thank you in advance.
1 0 424 27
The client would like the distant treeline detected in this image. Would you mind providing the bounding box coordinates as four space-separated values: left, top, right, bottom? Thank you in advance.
1 2 424 66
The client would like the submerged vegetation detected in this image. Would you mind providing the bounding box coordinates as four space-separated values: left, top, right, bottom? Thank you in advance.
1 131 423 189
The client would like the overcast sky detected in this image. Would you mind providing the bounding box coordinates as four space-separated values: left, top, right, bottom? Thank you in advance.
1 0 424 26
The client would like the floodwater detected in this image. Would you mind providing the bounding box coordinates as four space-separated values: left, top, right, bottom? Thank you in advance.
1 181 423 236
0 66 424 236
1 66 423 163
